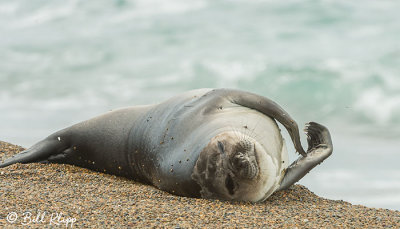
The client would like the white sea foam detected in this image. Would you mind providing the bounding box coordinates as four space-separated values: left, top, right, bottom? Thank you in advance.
8 1 77 29
354 87 400 125
111 0 207 23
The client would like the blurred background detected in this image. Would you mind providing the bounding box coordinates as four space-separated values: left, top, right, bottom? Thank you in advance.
0 0 399 210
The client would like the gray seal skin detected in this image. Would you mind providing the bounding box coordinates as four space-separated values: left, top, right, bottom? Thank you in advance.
0 88 333 202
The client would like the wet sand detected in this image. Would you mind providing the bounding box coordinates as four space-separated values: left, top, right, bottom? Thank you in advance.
1 141 399 228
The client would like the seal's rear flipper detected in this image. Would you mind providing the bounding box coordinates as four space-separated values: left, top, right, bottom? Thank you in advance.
277 122 333 191
0 137 69 168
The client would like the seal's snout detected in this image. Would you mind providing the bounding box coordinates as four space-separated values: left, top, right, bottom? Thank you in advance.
231 140 259 180
232 152 258 179
192 131 267 201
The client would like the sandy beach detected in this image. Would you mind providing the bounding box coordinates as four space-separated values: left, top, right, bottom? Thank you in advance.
0 141 399 228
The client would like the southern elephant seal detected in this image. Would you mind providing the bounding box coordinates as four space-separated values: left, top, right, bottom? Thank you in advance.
0 88 333 202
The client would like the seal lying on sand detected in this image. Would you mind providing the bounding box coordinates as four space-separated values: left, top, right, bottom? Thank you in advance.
0 89 333 202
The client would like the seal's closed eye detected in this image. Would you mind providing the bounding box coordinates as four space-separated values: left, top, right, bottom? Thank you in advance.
217 141 225 154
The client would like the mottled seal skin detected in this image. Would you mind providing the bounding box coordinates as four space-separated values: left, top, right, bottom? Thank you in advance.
0 88 333 202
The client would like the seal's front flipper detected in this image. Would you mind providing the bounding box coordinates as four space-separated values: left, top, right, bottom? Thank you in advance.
0 137 69 168
277 122 333 191
210 89 307 156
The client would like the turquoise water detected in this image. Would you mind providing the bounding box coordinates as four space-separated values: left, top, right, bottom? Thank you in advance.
0 0 399 210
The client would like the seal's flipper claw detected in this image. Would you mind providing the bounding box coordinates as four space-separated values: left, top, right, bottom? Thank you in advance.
305 122 333 153
277 122 333 191
0 137 68 168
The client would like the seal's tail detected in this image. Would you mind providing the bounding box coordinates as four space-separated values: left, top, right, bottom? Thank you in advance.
0 137 69 168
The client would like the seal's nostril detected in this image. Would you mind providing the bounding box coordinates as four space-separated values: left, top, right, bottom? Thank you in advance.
231 151 258 180
233 153 247 168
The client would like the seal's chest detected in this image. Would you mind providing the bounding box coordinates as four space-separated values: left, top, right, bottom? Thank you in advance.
213 105 285 147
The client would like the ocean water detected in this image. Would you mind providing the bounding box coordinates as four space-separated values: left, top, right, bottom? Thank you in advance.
1 0 399 210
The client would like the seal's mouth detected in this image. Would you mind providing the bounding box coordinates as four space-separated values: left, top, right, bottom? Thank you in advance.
225 173 235 195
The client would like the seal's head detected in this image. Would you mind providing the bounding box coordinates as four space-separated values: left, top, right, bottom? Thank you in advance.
192 131 285 202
